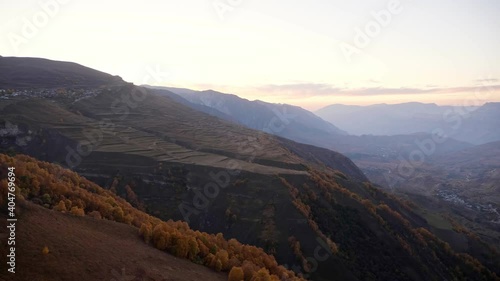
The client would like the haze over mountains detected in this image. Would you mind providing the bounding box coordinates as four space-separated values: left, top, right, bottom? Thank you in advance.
156 87 477 155
316 102 500 145
1 57 499 281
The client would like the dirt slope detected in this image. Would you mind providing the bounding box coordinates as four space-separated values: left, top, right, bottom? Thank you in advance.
0 201 226 281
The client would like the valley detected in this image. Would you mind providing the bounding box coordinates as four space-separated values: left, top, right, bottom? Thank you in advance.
0 56 499 281
159 85 500 255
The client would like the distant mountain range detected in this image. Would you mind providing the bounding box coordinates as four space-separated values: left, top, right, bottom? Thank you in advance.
316 102 500 145
151 87 473 157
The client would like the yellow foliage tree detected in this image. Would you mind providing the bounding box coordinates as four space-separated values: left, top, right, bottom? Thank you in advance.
174 236 189 258
187 237 200 261
139 222 153 244
112 206 124 222
215 259 223 272
53 200 67 212
241 261 259 281
215 249 229 271
228 266 245 281
250 268 272 281
70 206 85 216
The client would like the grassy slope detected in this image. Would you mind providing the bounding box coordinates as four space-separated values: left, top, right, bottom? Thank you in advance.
0 202 227 281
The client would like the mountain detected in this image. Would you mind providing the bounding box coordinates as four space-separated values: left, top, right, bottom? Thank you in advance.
1 57 499 280
0 56 124 89
315 102 452 136
316 102 500 145
155 87 471 159
152 86 348 148
451 103 500 145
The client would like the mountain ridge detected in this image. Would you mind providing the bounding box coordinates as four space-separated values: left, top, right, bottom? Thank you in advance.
0 56 124 89
316 102 500 145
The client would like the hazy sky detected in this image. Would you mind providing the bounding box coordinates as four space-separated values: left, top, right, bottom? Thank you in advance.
1 0 499 110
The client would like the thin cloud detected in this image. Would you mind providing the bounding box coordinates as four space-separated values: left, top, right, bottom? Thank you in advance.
475 78 498 83
257 83 343 97
256 83 500 98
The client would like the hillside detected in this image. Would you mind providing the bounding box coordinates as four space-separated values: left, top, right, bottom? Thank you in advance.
2 153 499 281
367 141 500 252
0 201 227 281
0 153 303 281
1 57 499 280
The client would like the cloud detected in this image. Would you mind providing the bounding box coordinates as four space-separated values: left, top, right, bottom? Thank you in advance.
256 83 343 97
255 83 500 98
475 78 499 83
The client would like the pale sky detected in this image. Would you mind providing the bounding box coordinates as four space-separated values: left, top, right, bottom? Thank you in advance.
1 0 499 110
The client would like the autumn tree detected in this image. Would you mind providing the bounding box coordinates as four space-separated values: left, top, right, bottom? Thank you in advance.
215 249 230 271
250 268 272 281
139 222 153 244
241 260 259 281
228 266 245 281
54 200 67 212
173 236 189 258
70 206 85 216
215 259 223 272
187 237 200 261
197 238 210 256
112 206 124 222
